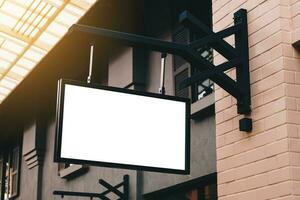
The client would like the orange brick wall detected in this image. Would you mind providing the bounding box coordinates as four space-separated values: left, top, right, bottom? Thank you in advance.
213 0 300 199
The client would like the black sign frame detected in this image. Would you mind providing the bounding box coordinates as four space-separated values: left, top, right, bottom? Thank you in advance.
54 79 190 174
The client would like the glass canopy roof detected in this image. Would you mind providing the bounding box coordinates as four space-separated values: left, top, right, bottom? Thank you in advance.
0 0 97 104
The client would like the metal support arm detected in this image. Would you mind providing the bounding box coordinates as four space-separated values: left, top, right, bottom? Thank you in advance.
67 9 251 119
179 9 251 114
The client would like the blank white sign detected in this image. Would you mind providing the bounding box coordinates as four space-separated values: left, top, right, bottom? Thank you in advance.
59 83 188 172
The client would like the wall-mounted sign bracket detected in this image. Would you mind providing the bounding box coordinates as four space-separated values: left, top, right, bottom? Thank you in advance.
68 9 251 131
53 175 129 200
179 9 251 115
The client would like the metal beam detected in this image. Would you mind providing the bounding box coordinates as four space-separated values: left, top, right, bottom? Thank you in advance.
180 58 241 89
69 24 187 56
99 179 124 198
179 11 238 59
189 24 241 49
234 9 251 114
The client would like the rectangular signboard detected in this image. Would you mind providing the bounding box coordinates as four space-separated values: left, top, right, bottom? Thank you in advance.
54 79 190 174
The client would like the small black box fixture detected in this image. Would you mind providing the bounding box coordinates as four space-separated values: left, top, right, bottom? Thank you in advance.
239 118 252 132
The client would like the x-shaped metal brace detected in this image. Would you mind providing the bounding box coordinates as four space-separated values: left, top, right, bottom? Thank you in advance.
67 9 251 115
98 175 129 200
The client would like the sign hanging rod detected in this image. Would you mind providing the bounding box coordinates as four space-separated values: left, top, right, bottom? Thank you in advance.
87 44 94 84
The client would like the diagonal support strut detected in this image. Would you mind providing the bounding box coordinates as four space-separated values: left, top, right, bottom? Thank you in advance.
179 9 251 115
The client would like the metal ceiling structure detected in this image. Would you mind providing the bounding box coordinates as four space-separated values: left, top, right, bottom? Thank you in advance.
0 0 97 104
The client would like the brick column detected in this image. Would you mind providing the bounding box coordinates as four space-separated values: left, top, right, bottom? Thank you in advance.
213 0 300 199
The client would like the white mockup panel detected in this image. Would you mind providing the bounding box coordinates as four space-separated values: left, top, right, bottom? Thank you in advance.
60 84 187 171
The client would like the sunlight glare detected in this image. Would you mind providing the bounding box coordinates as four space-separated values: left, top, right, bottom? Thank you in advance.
0 0 98 103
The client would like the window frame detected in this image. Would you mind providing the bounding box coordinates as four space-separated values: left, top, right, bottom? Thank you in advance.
8 146 20 198
1 145 21 200
0 154 5 200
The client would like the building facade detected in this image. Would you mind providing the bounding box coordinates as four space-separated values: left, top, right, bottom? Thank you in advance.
215 0 300 199
0 0 299 200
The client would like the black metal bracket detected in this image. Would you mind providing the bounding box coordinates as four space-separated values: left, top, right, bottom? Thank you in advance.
68 9 251 129
53 175 129 200
179 9 251 115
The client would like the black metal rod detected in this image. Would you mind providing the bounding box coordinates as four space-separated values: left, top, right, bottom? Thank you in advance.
123 175 129 200
179 10 237 59
234 9 251 114
189 24 241 49
69 24 187 56
53 190 102 198
99 194 110 200
99 179 123 198
100 182 123 196
180 58 241 89
185 48 242 99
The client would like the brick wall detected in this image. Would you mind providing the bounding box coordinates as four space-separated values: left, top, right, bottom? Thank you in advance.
213 0 300 199
292 0 300 45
